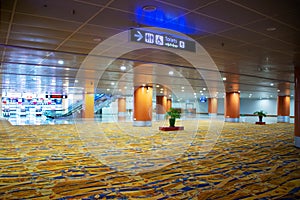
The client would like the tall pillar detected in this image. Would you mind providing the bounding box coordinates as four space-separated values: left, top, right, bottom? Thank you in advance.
167 98 172 111
295 66 300 148
156 95 167 120
118 97 126 121
82 80 94 119
225 92 240 122
208 97 218 116
277 95 290 123
0 94 2 117
133 86 152 126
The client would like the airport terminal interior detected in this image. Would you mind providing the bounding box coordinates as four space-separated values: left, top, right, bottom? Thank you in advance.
0 0 300 199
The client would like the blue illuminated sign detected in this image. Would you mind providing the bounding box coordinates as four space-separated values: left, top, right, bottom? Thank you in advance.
135 7 197 34
130 29 196 52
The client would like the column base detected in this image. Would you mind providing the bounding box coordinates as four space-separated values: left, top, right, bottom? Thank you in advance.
225 117 240 122
156 114 165 120
118 116 126 121
118 112 127 117
133 121 152 127
295 136 300 148
277 116 290 123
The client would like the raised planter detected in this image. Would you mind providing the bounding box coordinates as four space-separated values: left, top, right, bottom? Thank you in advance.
255 122 266 125
159 126 184 131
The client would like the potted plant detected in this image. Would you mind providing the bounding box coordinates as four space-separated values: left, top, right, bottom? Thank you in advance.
253 110 267 122
166 108 181 127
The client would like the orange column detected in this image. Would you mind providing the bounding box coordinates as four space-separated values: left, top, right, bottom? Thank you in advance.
118 97 126 121
133 86 152 126
0 94 2 117
225 92 240 122
208 97 218 116
167 98 172 111
277 95 290 123
82 80 94 119
156 96 167 120
295 66 300 147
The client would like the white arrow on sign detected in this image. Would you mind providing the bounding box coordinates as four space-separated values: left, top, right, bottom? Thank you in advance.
134 31 143 41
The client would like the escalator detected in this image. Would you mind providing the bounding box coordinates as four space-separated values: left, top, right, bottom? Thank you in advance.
43 93 117 119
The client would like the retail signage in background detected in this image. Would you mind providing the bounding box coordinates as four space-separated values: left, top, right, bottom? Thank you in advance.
45 94 68 99
130 29 196 52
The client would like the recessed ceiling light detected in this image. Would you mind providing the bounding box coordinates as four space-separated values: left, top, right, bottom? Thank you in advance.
203 88 206 90
277 89 280 92
111 82 115 85
266 27 276 31
270 83 274 86
142 5 157 12
222 77 226 81
120 65 126 71
93 38 102 42
168 71 174 75
156 85 160 88
58 60 64 65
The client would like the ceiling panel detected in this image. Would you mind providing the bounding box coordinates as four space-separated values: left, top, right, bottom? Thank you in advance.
219 27 268 44
196 0 264 25
15 0 102 23
182 12 234 33
12 13 81 32
88 8 137 30
74 0 113 7
0 0 299 99
10 24 71 39
197 35 245 50
229 0 300 28
156 0 218 10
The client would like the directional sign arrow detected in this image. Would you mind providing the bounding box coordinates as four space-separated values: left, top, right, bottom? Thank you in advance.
134 31 143 41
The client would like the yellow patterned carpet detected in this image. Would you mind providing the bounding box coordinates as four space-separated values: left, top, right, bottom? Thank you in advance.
0 119 299 199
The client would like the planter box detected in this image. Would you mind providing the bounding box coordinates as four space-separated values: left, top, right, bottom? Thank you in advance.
159 126 184 131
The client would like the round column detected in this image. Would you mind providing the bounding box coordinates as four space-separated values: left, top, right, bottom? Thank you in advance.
82 80 95 119
277 95 290 123
208 97 218 116
133 86 152 126
167 98 172 112
225 92 240 122
295 66 300 148
156 96 167 120
118 97 126 116
118 97 126 121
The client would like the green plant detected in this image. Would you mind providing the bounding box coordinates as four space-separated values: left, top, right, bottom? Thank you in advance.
166 108 181 127
253 110 267 117
166 108 181 119
253 110 267 122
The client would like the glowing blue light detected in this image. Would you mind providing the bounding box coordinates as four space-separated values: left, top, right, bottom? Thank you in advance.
135 7 197 34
